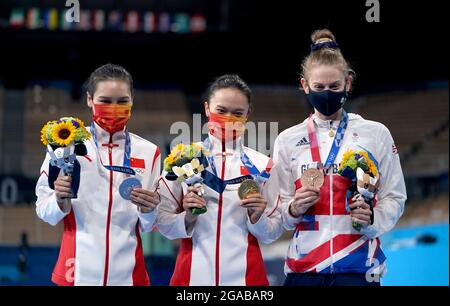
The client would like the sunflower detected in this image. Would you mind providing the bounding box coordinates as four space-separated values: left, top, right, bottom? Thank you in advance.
359 150 378 177
51 121 76 146
338 149 356 172
170 143 185 160
73 118 86 128
163 154 177 171
40 120 55 146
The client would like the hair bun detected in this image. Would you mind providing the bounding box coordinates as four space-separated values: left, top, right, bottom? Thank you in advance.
310 28 339 51
311 28 336 44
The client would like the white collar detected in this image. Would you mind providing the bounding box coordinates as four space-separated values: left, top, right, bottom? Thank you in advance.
206 133 244 156
91 121 126 144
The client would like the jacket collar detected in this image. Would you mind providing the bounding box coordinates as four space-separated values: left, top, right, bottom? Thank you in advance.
206 133 243 156
91 121 126 144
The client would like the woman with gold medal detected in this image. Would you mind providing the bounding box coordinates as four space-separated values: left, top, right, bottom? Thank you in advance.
274 29 407 286
157 75 283 286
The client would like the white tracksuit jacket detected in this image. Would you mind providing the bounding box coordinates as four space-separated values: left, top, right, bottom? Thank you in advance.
156 134 284 286
274 113 407 276
35 122 161 286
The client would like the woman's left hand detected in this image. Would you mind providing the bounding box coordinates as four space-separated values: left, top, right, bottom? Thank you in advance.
241 193 267 224
130 188 160 213
349 197 372 229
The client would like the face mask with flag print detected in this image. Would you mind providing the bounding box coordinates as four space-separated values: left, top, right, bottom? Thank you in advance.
207 111 247 142
92 103 132 134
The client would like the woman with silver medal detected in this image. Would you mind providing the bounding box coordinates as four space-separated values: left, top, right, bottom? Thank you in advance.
35 64 161 286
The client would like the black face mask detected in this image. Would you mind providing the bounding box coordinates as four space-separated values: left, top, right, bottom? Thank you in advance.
306 87 348 116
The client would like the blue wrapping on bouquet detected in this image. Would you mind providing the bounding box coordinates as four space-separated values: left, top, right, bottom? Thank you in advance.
48 159 81 199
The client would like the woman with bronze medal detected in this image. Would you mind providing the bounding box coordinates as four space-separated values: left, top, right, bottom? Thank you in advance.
274 29 407 286
157 75 283 285
35 64 161 285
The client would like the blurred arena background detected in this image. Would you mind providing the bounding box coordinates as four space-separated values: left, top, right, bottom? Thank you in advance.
0 0 448 286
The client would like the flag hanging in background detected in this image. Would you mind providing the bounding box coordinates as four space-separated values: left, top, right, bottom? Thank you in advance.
125 11 140 33
108 10 122 32
190 13 206 33
143 11 156 33
172 13 190 33
10 8 25 29
47 9 59 31
41 9 49 30
26 8 41 30
77 10 91 31
60 9 75 31
92 10 105 31
158 12 171 33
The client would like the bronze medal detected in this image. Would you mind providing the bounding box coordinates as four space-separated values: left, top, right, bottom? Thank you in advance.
301 168 324 188
238 179 261 200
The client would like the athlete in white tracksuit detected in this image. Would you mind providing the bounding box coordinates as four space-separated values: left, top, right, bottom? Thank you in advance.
35 64 161 286
36 123 161 285
275 113 407 278
156 74 284 286
276 29 407 286
157 134 283 286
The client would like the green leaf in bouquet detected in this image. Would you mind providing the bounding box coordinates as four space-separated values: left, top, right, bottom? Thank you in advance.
357 157 369 172
191 207 207 215
175 157 190 167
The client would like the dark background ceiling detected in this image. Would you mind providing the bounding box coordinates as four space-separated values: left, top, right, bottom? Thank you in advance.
0 0 447 98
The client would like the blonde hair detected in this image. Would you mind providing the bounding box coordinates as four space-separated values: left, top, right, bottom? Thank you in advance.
301 29 354 81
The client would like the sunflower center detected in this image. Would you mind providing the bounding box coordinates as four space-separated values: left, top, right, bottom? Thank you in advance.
58 129 71 139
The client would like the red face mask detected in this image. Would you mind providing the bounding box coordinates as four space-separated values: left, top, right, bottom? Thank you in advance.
207 112 247 142
92 103 132 134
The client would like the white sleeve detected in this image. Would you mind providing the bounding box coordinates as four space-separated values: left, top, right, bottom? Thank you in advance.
35 153 70 226
361 125 407 239
156 174 195 239
272 135 303 230
246 160 284 244
138 149 161 232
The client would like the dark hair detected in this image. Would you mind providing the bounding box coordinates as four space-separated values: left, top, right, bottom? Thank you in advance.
205 74 253 113
86 63 134 97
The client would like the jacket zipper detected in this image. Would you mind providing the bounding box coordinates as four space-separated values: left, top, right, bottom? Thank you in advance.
215 139 226 286
103 135 114 286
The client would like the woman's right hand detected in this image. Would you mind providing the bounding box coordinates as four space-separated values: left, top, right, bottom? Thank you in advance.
289 186 321 217
183 186 206 222
54 176 73 210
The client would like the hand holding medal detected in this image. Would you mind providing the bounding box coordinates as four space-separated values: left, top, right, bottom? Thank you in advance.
129 186 160 213
238 179 260 200
300 168 325 189
289 165 324 217
239 179 267 224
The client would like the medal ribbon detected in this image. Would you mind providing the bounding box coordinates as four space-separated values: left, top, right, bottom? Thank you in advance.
203 136 270 183
90 122 136 175
198 154 253 194
307 111 349 168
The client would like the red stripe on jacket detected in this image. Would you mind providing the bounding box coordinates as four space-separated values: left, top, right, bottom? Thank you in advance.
51 208 76 286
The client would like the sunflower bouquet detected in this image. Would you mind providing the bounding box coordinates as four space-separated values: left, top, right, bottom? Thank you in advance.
40 117 91 177
164 143 207 215
338 149 380 231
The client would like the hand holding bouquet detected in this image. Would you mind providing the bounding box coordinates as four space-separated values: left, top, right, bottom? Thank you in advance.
164 143 207 215
338 149 380 231
40 117 91 198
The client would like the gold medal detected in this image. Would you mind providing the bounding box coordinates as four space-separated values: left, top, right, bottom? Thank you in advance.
238 179 261 200
329 130 335 137
301 168 324 188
